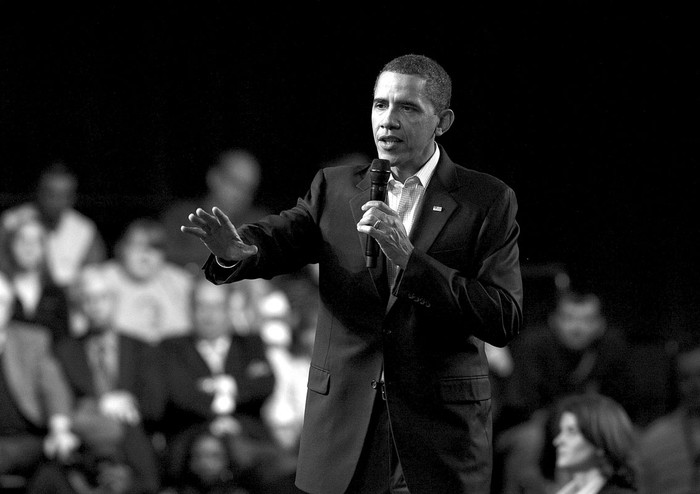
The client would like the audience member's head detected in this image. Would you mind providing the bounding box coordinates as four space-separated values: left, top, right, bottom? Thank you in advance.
166 425 243 493
552 392 637 490
192 278 232 340
0 216 48 276
206 148 262 215
187 429 239 488
35 161 79 229
74 267 117 331
672 337 700 415
550 291 606 351
115 218 168 281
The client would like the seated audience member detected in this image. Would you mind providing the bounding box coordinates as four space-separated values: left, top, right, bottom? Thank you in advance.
89 217 193 344
37 268 163 494
0 161 106 288
0 273 79 479
549 392 637 493
636 335 700 494
495 289 638 494
157 277 296 494
250 277 313 455
26 456 137 494
160 424 250 494
0 215 70 344
160 148 270 274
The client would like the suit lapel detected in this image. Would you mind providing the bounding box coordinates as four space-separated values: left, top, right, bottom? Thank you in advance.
385 150 460 314
410 159 459 253
188 336 216 376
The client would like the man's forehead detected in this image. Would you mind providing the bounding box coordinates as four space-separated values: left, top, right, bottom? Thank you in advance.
40 173 76 191
80 275 111 296
375 72 427 97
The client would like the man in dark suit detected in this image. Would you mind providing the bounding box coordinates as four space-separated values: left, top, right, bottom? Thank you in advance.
182 54 523 494
158 277 296 493
50 267 163 494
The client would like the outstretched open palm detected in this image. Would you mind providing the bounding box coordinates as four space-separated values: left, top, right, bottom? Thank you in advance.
181 207 258 262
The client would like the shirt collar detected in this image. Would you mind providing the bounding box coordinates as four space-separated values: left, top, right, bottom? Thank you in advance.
197 335 231 350
389 144 440 189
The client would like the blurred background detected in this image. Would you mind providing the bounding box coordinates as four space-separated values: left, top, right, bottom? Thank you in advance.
1 3 697 343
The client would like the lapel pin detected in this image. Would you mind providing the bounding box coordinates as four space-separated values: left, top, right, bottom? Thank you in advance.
432 206 443 212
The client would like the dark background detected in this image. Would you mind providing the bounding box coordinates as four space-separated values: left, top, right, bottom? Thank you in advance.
1 4 697 342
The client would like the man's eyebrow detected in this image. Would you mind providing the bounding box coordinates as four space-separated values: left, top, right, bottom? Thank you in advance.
372 97 420 108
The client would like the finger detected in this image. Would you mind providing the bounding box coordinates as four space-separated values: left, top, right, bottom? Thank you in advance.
195 208 219 226
361 201 394 214
187 217 208 232
212 206 235 229
181 225 207 239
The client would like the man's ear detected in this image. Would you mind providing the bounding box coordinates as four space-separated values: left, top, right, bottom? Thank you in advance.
435 109 455 137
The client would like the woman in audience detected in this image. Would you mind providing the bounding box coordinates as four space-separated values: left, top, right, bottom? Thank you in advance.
0 216 70 344
161 425 249 494
550 392 638 493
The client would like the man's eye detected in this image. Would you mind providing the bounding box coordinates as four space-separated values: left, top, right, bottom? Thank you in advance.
374 102 387 110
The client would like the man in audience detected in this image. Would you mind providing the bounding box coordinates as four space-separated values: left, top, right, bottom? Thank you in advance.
49 267 162 494
157 277 296 494
636 334 700 494
494 289 638 494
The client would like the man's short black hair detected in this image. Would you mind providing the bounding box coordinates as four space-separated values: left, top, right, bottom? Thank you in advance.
377 54 452 114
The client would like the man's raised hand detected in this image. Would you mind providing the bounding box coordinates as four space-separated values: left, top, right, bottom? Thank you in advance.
181 207 258 262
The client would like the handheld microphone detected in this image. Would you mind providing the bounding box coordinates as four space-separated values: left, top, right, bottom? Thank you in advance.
365 158 391 268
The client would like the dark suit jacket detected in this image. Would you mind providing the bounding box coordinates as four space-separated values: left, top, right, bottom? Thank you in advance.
600 483 637 494
204 147 523 494
53 330 164 493
157 332 275 441
53 331 164 426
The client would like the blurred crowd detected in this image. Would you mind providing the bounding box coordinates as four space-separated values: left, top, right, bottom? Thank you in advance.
0 152 696 494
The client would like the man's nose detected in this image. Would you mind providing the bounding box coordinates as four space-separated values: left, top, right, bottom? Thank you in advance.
379 107 400 129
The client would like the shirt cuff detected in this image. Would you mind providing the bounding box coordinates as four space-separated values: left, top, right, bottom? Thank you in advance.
215 257 241 269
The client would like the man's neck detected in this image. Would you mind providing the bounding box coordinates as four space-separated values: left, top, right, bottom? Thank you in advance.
391 143 437 183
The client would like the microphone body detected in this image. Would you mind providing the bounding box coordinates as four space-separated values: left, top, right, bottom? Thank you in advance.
365 159 391 268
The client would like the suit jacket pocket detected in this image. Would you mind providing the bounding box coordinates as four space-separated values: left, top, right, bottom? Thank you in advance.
429 247 469 272
438 375 491 403
307 364 330 395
